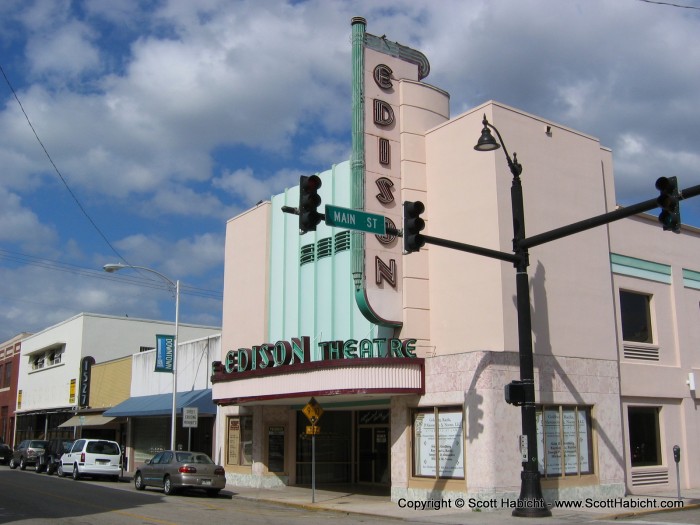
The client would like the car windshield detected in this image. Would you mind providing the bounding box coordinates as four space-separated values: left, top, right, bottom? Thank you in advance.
86 441 120 455
176 452 213 464
29 441 48 448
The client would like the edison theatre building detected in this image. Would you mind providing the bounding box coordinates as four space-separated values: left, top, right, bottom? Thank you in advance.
213 18 700 502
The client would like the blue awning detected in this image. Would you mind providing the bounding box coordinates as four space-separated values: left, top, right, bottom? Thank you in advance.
104 389 216 417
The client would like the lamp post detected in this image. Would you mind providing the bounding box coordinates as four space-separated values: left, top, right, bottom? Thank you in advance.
474 115 551 517
103 263 180 452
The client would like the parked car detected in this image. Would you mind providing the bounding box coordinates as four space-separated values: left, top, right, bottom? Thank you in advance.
58 438 121 481
9 440 49 470
134 450 226 496
0 438 12 465
36 439 74 474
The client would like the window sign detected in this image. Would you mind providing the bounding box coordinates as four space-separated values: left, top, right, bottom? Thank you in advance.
268 426 285 473
577 410 590 472
438 412 464 477
413 407 464 479
562 408 578 474
544 408 562 476
414 412 436 477
536 406 593 477
227 418 240 465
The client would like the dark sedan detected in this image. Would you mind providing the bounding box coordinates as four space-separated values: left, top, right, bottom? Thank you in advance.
134 450 226 496
0 438 11 465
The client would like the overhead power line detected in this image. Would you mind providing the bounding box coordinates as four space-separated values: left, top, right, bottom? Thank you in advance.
635 0 700 10
0 63 130 265
0 249 223 301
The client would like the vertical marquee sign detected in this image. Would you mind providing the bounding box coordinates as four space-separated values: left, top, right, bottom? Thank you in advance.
350 17 430 326
79 356 95 407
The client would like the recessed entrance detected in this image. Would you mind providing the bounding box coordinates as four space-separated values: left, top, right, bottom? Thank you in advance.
294 408 391 486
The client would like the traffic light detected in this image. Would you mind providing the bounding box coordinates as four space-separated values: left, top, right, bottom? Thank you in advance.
403 201 426 253
299 175 323 234
655 176 681 233
504 380 527 406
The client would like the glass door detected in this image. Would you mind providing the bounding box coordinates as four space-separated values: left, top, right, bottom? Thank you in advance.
358 426 389 484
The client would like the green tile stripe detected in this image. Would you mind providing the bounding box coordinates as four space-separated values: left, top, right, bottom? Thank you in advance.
683 268 700 290
610 254 671 284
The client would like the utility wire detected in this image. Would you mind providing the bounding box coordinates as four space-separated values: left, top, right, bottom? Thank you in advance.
0 249 223 300
635 0 700 9
0 63 131 265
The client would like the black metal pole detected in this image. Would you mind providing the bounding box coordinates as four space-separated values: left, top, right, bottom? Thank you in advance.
510 164 551 518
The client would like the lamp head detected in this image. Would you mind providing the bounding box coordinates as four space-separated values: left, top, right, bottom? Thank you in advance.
474 116 501 152
103 263 127 273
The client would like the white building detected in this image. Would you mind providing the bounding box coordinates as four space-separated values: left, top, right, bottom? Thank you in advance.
16 312 219 445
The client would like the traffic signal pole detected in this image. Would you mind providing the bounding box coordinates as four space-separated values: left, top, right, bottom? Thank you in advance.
521 182 700 250
411 180 700 517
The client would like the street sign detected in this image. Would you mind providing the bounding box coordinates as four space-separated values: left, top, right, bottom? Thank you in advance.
306 425 321 435
302 397 324 424
324 205 386 235
183 407 198 428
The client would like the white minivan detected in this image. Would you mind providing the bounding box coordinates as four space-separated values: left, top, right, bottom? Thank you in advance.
59 438 121 481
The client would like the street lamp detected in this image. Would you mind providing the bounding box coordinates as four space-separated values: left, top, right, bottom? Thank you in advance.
103 262 180 452
475 115 551 518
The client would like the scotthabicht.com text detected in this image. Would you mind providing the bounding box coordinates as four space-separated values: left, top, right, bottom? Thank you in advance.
396 497 685 511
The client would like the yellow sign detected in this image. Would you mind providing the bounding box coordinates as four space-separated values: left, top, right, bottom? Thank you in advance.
69 379 76 404
305 425 321 435
302 397 324 424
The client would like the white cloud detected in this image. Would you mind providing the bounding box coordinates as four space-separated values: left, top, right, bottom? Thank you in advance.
213 167 300 206
0 187 56 252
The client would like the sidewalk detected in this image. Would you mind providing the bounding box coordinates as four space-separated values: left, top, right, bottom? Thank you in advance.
225 483 700 523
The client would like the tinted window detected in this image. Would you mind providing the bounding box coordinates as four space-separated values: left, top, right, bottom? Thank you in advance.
29 441 48 448
620 291 653 343
86 441 120 455
71 440 85 452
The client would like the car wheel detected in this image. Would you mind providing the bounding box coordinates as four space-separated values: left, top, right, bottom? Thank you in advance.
134 472 145 490
19 457 26 470
9 458 17 469
72 464 80 480
57 463 65 477
206 489 221 498
163 475 176 496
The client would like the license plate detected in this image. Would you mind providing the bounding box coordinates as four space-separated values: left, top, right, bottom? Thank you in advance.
96 459 110 465
201 479 212 486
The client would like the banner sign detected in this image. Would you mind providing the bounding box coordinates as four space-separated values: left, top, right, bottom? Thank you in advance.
155 334 175 373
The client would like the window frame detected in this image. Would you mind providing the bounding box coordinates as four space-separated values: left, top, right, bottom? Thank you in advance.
619 290 654 344
226 415 253 467
536 404 594 479
627 406 662 468
411 406 464 480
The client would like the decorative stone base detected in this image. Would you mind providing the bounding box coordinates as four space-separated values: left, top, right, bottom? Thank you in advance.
225 473 288 488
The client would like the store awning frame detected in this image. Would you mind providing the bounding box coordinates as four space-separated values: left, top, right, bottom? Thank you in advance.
103 389 216 417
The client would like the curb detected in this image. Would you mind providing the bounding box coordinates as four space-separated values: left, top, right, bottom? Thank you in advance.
598 501 700 521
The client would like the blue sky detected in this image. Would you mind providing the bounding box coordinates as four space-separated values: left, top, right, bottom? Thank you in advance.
1 0 700 342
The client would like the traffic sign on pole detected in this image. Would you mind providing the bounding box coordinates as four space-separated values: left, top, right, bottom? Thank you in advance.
324 205 386 235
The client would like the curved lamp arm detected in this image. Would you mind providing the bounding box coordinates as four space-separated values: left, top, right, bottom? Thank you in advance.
103 263 176 288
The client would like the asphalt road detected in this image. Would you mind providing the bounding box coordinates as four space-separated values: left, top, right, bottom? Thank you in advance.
0 467 381 525
1 466 699 525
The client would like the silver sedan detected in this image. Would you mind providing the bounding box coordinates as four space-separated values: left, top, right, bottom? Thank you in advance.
134 450 226 496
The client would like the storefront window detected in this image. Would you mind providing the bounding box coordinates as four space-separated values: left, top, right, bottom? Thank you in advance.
628 406 661 467
536 405 593 477
412 407 464 479
227 416 253 466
